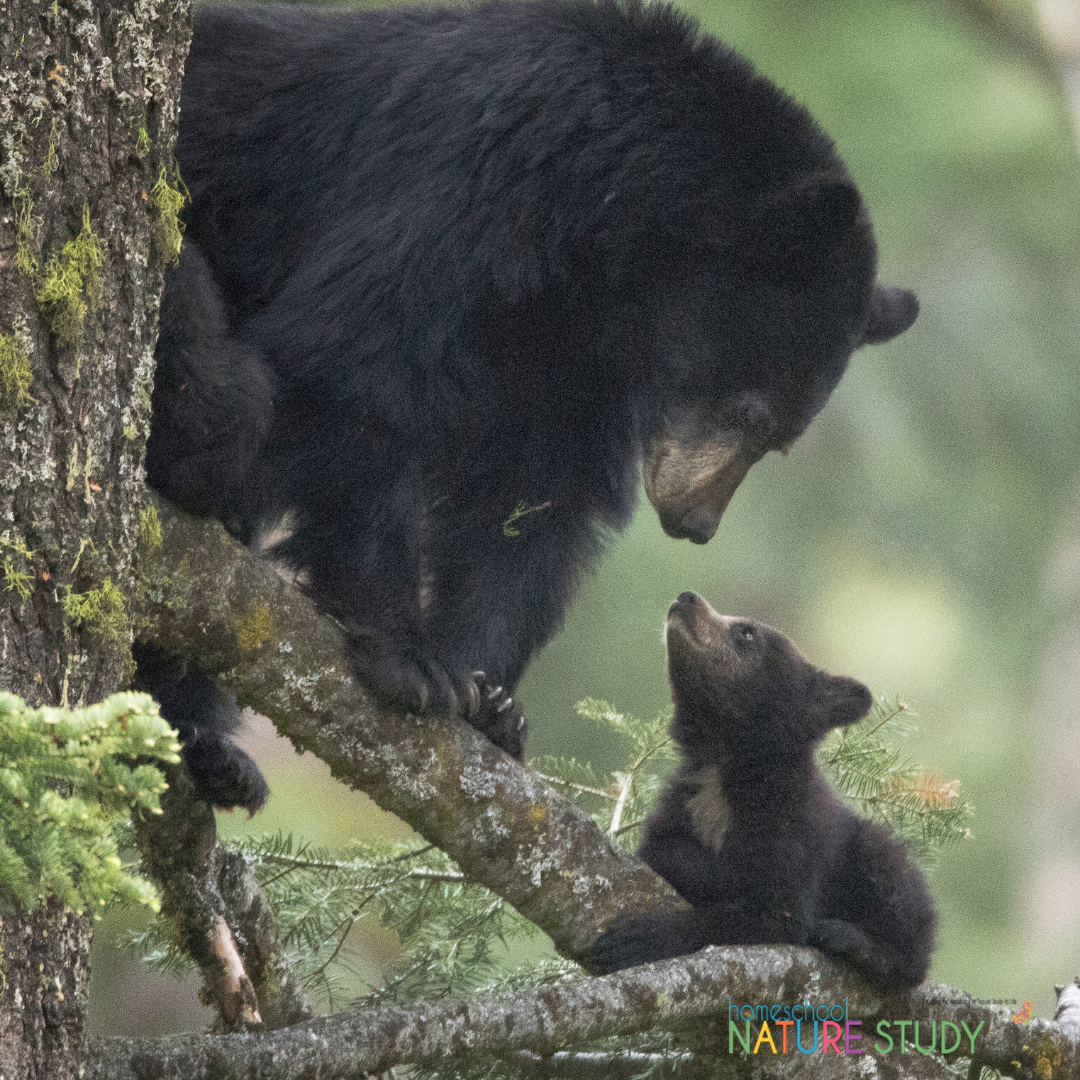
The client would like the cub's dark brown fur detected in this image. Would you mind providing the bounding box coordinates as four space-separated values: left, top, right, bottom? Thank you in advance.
586 593 935 991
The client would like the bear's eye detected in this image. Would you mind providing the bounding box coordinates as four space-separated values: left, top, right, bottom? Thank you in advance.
737 624 755 643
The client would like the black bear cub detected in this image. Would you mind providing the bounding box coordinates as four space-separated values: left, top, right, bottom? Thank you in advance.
587 592 936 991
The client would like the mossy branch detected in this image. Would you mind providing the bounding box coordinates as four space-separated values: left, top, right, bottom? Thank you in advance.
133 763 314 1031
135 496 684 962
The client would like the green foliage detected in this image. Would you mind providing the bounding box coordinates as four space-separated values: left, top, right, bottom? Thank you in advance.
135 127 151 157
61 578 127 645
34 205 103 345
0 691 180 916
131 834 545 1012
148 166 189 267
821 696 974 867
534 698 676 848
0 530 35 602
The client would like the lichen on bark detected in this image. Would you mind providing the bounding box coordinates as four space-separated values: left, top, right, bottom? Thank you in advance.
0 0 191 1074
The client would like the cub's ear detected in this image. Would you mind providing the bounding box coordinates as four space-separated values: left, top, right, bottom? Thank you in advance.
859 285 919 346
815 673 873 731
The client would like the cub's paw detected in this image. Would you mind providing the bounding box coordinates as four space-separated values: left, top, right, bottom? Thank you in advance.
183 732 269 814
809 918 925 993
467 671 527 759
580 910 714 975
581 915 666 975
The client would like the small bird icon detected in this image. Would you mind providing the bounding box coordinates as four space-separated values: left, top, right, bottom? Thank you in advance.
1012 1001 1034 1024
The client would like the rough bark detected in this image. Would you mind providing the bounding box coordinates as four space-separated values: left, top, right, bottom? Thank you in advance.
138 497 685 964
0 0 190 1073
86 945 1080 1079
0 905 92 1080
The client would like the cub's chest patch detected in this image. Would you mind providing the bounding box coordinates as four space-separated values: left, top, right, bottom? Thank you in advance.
686 765 730 851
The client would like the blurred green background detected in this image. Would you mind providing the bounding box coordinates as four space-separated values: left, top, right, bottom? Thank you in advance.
89 0 1080 1034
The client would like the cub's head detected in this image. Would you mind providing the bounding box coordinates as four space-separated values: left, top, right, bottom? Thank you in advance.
665 592 872 762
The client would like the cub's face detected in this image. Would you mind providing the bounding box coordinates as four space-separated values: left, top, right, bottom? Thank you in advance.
665 592 871 756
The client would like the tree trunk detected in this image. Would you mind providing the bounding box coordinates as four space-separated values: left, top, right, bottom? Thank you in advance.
0 0 190 1072
0 905 92 1080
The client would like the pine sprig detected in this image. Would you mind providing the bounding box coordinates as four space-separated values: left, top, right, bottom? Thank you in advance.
820 695 974 866
144 834 544 1012
0 691 179 916
534 698 676 848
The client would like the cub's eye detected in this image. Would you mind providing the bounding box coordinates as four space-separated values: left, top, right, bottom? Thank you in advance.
736 624 755 643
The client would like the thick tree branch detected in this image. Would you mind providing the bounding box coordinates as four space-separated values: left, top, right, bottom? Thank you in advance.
87 946 1080 1079
137 497 684 962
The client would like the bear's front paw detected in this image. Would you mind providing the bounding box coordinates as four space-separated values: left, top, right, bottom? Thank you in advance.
581 909 716 975
467 671 527 759
581 914 674 975
349 634 489 723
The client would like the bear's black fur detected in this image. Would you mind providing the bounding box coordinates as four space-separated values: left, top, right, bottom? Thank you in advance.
143 0 919 809
584 592 936 991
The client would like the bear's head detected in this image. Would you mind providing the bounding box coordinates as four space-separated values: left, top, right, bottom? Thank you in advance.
643 178 919 546
665 591 872 766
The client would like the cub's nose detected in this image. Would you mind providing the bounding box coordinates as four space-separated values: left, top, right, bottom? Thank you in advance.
669 592 703 617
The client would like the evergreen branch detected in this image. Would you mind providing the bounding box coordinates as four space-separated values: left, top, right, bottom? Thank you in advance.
607 772 635 836
532 772 615 801
0 691 178 916
820 695 973 869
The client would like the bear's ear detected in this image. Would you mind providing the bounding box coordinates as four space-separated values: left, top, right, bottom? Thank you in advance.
814 673 873 732
859 285 919 346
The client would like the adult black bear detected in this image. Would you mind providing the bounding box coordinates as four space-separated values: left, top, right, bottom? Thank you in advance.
142 0 919 809
584 592 936 991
